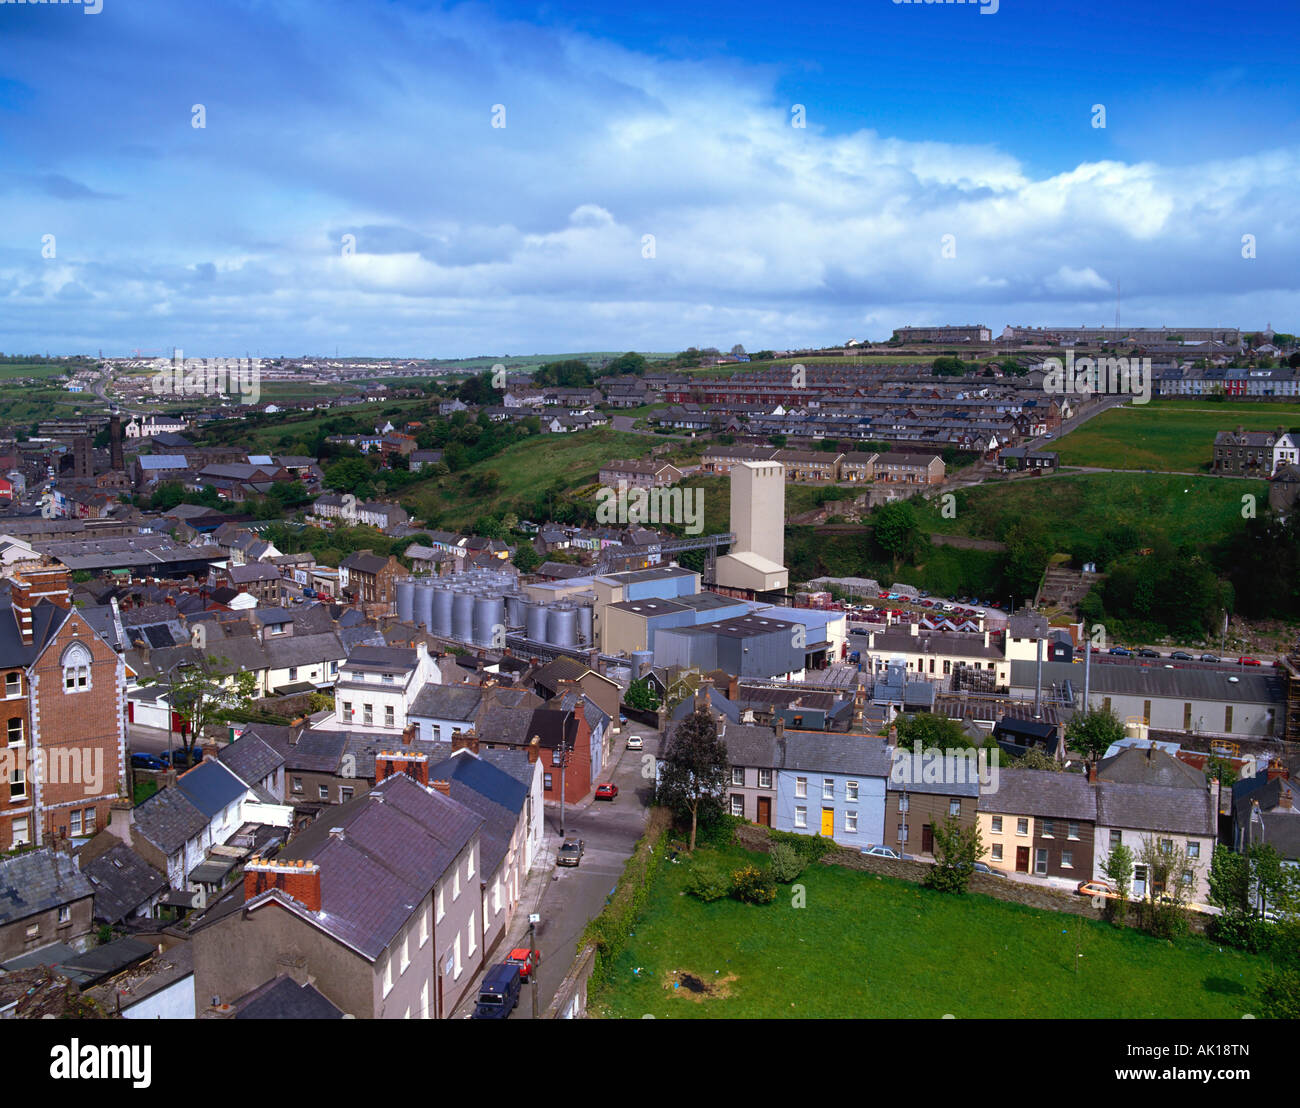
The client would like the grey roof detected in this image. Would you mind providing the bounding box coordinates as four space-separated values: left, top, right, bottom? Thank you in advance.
0 849 94 925
478 746 536 788
1097 746 1207 790
235 975 344 1019
82 844 169 924
781 732 893 777
1095 781 1216 836
132 786 210 856
218 732 285 787
409 684 484 722
1010 659 1284 705
283 729 349 774
979 768 1097 819
718 723 780 768
888 753 982 797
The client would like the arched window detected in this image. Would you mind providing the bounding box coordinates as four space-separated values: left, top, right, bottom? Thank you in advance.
62 643 92 693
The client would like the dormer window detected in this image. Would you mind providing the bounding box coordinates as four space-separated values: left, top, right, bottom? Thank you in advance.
62 644 91 693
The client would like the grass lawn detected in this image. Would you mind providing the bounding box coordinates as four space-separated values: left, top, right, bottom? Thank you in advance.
913 471 1266 553
1054 399 1300 472
592 843 1264 1019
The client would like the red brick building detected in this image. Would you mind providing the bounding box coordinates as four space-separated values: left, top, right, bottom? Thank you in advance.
0 568 127 851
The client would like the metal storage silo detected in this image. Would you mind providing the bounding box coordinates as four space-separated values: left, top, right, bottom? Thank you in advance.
548 604 578 648
432 584 454 637
474 595 506 648
631 649 654 677
526 603 548 642
452 589 476 643
413 581 435 632
396 579 415 624
576 605 593 646
506 594 526 628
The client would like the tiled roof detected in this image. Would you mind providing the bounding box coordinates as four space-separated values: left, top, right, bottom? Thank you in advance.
81 843 169 924
0 849 94 926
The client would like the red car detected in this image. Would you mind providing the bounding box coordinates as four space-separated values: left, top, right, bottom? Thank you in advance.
1238 656 1262 666
595 783 619 800
506 947 541 979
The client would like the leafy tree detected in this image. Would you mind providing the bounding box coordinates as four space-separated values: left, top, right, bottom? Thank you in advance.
1136 836 1196 939
924 814 985 893
1253 968 1300 1018
872 500 921 571
655 707 729 852
1066 708 1124 762
143 656 258 759
605 351 646 376
625 677 660 712
1011 749 1062 772
894 711 985 752
324 457 375 497
511 542 540 574
1102 843 1134 923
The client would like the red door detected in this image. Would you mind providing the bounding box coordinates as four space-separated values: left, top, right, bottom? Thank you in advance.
756 797 772 827
1016 846 1030 873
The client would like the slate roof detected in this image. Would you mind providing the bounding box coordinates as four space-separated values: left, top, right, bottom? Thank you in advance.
427 753 525 875
1097 746 1207 790
1095 781 1216 836
409 684 484 722
234 975 344 1019
0 849 94 925
979 768 1098 819
218 732 285 787
780 731 893 777
132 786 210 856
283 729 349 774
81 843 169 924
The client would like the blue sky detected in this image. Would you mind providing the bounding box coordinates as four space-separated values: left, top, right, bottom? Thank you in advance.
1 0 1297 357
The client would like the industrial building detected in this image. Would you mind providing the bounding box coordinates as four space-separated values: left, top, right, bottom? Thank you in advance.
714 461 788 599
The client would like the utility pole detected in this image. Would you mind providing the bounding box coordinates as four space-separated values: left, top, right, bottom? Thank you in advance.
557 740 570 838
528 914 540 1019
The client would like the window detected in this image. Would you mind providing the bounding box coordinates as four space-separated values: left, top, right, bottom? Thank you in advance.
795 777 807 799
899 823 909 843
4 673 19 697
758 769 772 789
84 808 95 833
6 717 20 745
1109 829 1122 849
385 705 395 728
292 776 303 794
1041 820 1055 838
288 667 298 681
26 923 38 940
363 704 374 727
466 851 474 880
991 816 1003 834
467 911 477 956
316 785 327 800
340 786 353 802
9 764 25 800
1187 841 1200 859
991 843 1003 861
1067 821 1080 840
70 810 81 836
58 906 71 924
1035 848 1048 875
453 933 462 978
731 767 744 787
1160 838 1173 854
342 701 354 722
543 773 553 790
846 780 859 801
436 887 445 922
845 811 858 834
1061 850 1073 869
383 955 394 997
949 799 961 817
11 817 28 846
730 794 744 817
431 724 442 742
1017 818 1029 836
822 778 834 801
898 791 909 813
62 643 91 692
453 867 461 900
399 931 411 973
420 907 429 947
794 806 807 829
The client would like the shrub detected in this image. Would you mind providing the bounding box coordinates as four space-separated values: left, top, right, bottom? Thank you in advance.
769 829 833 863
686 857 731 902
731 864 777 905
768 842 805 884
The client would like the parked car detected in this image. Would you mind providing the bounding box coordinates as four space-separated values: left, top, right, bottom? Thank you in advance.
1169 651 1194 661
1238 656 1262 666
594 783 619 801
1200 653 1220 662
1076 879 1118 900
557 838 585 866
626 735 643 751
972 862 1004 877
505 947 541 980
861 845 901 859
1137 648 1161 658
1109 647 1134 657
472 963 521 1019
130 752 166 771
161 747 203 769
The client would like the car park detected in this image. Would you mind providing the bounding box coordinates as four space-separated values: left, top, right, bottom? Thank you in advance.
626 735 643 750
557 838 585 866
594 783 619 800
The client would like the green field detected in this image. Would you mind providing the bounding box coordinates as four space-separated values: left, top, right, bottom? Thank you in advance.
0 362 77 380
592 842 1264 1019
1054 399 1300 472
914 471 1266 553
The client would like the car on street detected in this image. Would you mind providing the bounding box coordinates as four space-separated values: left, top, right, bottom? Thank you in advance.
161 748 203 769
1109 647 1134 657
505 947 541 980
130 752 166 771
1238 656 1262 666
861 845 901 859
557 838 585 866
1169 651 1194 661
594 782 619 800
1076 879 1118 900
972 862 1004 877
626 735 643 750
1137 648 1161 658
472 963 521 1019
1200 653 1220 662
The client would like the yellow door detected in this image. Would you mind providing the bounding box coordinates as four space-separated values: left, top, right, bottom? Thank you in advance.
821 808 835 836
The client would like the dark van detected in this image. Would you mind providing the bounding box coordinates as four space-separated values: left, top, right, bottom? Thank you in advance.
472 963 521 1019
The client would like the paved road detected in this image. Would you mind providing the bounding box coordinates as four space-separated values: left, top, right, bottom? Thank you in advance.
454 725 658 1019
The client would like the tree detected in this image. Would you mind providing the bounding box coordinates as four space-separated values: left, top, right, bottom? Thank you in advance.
894 711 984 752
872 500 921 571
625 677 660 712
1011 749 1062 772
511 542 540 574
924 815 985 893
1066 708 1124 762
1136 835 1196 938
324 457 375 498
655 707 729 852
1102 843 1134 923
143 656 258 759
1253 967 1300 1018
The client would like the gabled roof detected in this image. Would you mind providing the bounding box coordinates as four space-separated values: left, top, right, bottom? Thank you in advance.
218 732 286 786
234 975 343 1019
0 849 94 926
979 768 1097 819
1097 746 1207 790
1095 781 1216 836
132 785 211 855
81 843 169 924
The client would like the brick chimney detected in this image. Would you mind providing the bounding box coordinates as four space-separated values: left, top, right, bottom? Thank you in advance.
727 675 739 700
401 722 416 747
773 714 784 739
375 750 429 786
243 858 322 912
1266 761 1290 781
431 779 451 795
1087 761 1098 784
527 735 541 764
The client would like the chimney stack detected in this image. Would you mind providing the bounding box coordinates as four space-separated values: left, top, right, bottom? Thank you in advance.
243 858 322 912
527 735 541 764
375 750 429 786
431 779 451 795
773 714 784 739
